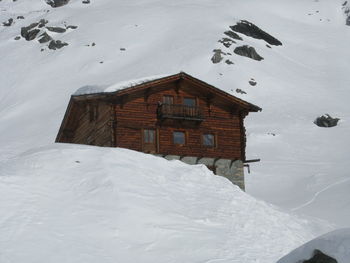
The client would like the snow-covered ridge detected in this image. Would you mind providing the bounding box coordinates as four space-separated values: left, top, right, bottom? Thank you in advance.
0 144 331 263
277 228 350 263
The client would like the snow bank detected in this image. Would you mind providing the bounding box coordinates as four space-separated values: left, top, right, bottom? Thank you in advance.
0 144 330 263
277 228 350 263
73 74 170 96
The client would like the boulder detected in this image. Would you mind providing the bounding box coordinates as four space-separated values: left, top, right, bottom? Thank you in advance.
38 32 52 43
211 49 224 64
48 40 68 50
303 249 337 263
230 20 282 46
46 26 66 33
314 114 340 128
46 0 70 7
21 23 39 40
3 18 13 26
218 37 235 48
38 19 48 28
224 30 242 40
234 45 264 61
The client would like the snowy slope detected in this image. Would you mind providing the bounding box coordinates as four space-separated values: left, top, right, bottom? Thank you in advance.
277 228 350 263
0 144 331 263
0 0 349 227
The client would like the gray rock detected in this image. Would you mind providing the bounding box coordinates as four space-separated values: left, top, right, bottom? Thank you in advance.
46 26 66 33
236 89 247 94
48 40 68 50
234 45 264 61
303 249 337 263
17 16 24 19
38 19 48 28
225 59 234 65
249 80 257 86
218 37 235 48
21 28 40 41
14 36 21 40
38 32 52 43
224 30 242 40
211 49 224 64
46 0 70 7
3 18 13 26
230 20 282 46
66 25 78 29
21 23 39 39
82 0 90 3
314 114 340 128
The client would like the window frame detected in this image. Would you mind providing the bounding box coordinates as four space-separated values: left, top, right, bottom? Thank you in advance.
183 97 197 107
202 133 216 148
143 129 156 144
162 95 174 105
173 131 186 146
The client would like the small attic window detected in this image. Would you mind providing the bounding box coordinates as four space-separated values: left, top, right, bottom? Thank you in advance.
88 104 98 122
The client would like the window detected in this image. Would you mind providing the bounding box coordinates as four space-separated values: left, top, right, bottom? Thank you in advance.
183 98 196 107
163 95 174 104
143 129 155 144
88 105 98 122
173 131 185 145
203 134 215 147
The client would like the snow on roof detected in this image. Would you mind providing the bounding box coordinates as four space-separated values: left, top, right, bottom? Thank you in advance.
73 74 172 96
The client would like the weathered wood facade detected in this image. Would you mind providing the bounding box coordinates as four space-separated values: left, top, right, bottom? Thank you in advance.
56 72 261 189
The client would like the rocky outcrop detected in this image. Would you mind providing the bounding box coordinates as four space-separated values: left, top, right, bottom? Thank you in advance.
211 49 224 64
224 30 242 41
3 18 13 27
46 26 66 33
314 114 340 128
38 32 52 43
303 249 337 263
48 40 68 50
234 45 264 61
46 0 70 8
230 20 282 46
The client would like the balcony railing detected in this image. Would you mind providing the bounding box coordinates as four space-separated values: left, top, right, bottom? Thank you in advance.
157 104 204 121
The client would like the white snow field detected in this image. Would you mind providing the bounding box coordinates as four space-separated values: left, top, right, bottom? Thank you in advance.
277 228 350 263
0 144 330 263
0 0 350 260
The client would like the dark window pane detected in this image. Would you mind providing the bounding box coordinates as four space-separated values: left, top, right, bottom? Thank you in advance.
163 95 174 104
203 134 215 147
183 98 196 107
173 131 185 145
144 129 155 143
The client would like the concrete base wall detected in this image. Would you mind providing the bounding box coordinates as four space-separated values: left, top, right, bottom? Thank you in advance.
155 154 245 190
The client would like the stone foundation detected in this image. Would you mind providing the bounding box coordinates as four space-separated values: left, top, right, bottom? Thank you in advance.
155 155 245 190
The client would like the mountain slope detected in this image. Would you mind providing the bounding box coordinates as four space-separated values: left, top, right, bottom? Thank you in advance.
0 0 349 227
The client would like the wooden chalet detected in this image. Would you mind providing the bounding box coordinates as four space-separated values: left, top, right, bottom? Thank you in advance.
56 72 261 189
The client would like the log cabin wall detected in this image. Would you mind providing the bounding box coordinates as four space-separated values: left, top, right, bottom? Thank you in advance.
70 101 113 147
114 81 246 160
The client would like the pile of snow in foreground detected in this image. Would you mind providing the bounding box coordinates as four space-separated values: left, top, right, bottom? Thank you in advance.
277 228 350 263
0 144 331 263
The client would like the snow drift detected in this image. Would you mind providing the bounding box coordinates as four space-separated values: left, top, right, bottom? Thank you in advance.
277 228 350 263
0 144 330 263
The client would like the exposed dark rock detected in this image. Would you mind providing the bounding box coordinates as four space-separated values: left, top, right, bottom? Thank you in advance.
48 40 68 50
224 30 242 40
343 1 348 6
38 19 48 28
21 28 40 41
46 0 70 7
14 36 21 40
234 45 264 61
211 49 224 64
82 0 90 3
3 18 13 26
303 249 337 263
225 59 234 65
120 47 126 51
17 16 24 19
21 23 39 40
314 114 340 128
91 42 96 46
218 37 235 48
46 26 66 33
38 32 52 43
236 89 247 94
66 25 78 29
230 20 282 46
249 79 257 86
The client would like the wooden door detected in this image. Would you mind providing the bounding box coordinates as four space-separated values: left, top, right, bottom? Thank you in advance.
143 129 157 153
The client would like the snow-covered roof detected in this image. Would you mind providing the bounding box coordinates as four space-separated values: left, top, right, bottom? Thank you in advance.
73 74 172 96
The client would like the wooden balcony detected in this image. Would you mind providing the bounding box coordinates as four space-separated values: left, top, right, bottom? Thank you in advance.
157 104 204 121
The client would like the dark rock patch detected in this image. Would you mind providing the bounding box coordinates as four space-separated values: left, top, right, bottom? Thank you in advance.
224 30 242 41
249 79 257 86
14 36 21 40
3 18 14 26
225 59 234 65
46 26 66 33
17 16 24 19
21 22 39 40
46 0 70 8
211 49 224 64
314 114 340 128
230 20 282 46
303 249 337 263
48 40 68 50
21 28 40 41
236 89 247 94
82 0 90 3
66 25 78 29
234 45 264 61
38 32 52 43
218 37 235 48
38 19 48 28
